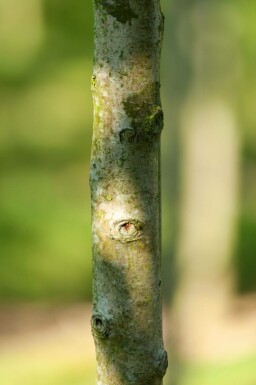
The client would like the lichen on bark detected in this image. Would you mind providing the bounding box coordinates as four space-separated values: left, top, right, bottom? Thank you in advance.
90 1 167 384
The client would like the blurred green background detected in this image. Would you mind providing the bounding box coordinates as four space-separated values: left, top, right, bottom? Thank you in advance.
0 0 255 385
0 0 94 302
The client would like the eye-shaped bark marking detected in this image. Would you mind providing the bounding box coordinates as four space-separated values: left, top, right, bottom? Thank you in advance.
111 219 143 243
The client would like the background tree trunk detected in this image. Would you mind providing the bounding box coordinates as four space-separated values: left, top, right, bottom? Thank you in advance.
90 1 167 385
169 0 243 366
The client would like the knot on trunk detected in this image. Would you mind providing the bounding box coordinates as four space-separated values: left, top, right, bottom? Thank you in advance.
91 313 110 339
155 350 168 377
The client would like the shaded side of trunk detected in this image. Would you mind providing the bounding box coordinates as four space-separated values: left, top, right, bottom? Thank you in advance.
90 1 167 385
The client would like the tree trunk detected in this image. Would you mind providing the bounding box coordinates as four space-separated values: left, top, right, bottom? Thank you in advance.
90 1 167 384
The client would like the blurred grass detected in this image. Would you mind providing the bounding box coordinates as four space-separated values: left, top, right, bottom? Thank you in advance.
0 350 255 385
180 354 256 385
0 356 95 385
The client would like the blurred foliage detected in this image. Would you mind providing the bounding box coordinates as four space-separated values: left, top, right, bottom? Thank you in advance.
235 213 256 293
235 139 256 293
0 0 93 302
235 1 256 293
180 354 256 385
160 0 256 299
0 0 255 302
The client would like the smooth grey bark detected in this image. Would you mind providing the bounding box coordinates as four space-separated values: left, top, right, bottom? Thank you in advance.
89 1 167 385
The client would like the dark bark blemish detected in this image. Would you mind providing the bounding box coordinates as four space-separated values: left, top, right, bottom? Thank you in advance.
120 128 136 143
159 11 165 35
91 74 97 89
95 0 137 24
144 106 164 135
123 83 163 138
